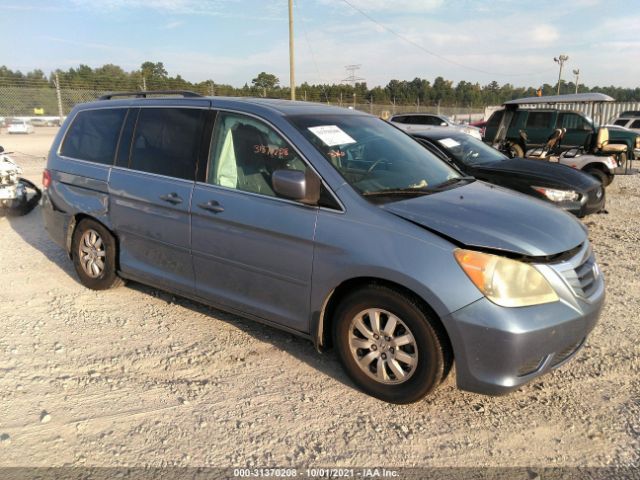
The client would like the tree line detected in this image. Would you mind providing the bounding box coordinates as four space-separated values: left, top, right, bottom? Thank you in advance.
1 61 639 109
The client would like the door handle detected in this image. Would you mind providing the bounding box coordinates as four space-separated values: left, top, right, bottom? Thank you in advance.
198 200 224 213
159 192 183 205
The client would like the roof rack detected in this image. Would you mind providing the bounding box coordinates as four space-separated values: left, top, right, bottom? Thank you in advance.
98 90 204 100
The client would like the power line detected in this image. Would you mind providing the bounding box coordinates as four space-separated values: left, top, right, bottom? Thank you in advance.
338 0 552 78
294 0 331 103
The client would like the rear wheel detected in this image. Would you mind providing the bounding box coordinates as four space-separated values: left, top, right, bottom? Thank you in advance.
71 219 123 290
333 285 447 404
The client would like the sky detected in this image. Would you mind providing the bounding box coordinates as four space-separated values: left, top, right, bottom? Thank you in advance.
2 0 639 88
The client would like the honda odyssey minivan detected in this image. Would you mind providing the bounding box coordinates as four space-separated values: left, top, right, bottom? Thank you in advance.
42 92 605 403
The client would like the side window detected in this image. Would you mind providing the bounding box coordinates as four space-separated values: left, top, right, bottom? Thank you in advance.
207 112 308 198
526 112 552 128
614 119 629 127
60 109 126 165
630 120 640 129
129 108 205 181
392 116 407 123
557 113 589 131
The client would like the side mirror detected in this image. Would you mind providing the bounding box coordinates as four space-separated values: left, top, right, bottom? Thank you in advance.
272 169 321 205
0 146 4 153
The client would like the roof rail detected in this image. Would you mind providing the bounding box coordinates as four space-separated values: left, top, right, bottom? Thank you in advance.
98 90 204 100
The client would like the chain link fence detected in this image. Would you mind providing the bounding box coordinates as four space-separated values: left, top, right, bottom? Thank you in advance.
0 84 487 124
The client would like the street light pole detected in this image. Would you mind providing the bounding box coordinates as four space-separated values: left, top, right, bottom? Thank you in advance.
288 0 295 100
572 69 580 94
554 55 569 95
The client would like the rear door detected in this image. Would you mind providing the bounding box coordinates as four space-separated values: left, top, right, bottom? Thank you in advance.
191 111 319 331
109 106 209 293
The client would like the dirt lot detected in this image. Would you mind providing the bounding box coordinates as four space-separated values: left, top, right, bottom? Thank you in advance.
0 128 638 469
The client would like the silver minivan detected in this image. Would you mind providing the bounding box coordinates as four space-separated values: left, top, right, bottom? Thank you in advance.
42 92 605 403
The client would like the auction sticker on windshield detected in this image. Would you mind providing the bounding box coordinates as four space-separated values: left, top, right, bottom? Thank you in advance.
438 138 460 148
308 125 356 146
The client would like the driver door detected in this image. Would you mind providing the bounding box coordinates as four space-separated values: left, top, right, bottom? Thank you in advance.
190 111 319 332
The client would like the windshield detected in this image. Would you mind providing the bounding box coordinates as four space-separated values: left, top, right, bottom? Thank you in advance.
429 134 508 166
288 114 461 198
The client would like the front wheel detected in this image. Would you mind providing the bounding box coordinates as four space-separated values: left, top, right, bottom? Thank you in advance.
584 167 609 186
71 219 123 290
333 285 448 403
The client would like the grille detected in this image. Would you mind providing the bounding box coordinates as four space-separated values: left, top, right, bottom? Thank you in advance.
552 338 584 367
561 253 599 298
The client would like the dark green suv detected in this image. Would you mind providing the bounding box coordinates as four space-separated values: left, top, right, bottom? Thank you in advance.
484 98 640 161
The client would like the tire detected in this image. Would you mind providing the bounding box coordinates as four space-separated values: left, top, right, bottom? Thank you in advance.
509 143 524 158
584 168 608 186
333 285 448 404
71 218 123 290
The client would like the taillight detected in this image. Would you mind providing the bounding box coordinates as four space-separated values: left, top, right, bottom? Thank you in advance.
42 169 51 189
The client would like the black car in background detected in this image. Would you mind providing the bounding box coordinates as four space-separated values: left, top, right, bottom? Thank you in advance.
411 129 605 217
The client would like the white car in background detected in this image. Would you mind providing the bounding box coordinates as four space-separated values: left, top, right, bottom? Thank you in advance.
7 119 35 134
609 112 640 134
390 113 483 140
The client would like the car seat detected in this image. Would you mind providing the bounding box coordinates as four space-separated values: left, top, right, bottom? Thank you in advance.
595 127 627 156
232 123 274 196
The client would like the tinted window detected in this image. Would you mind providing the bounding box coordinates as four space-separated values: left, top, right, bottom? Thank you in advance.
526 111 552 128
630 120 640 128
486 110 503 127
392 116 408 123
614 119 629 126
207 112 309 198
558 113 591 131
412 116 441 125
130 108 205 181
61 109 126 164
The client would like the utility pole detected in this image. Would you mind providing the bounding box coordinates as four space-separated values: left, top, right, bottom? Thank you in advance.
209 80 215 96
554 55 569 95
54 73 64 121
142 75 147 91
288 0 295 100
572 69 580 94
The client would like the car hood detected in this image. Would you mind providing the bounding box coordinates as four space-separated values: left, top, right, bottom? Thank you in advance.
478 158 598 190
381 181 586 257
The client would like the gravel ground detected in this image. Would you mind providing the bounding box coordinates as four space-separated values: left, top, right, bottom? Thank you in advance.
0 129 638 468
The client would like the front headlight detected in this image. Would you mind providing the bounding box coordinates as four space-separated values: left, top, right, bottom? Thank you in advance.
532 186 580 203
454 249 559 307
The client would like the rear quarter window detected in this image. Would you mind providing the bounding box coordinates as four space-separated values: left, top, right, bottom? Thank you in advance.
486 110 503 127
60 109 126 165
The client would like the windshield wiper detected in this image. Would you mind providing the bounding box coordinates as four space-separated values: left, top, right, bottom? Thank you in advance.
362 188 435 197
363 176 475 197
431 176 475 190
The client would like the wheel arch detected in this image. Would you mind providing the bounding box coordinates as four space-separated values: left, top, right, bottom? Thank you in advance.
66 214 120 270
314 277 453 360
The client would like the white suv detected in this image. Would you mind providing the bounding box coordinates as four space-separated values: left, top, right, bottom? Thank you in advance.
609 112 640 133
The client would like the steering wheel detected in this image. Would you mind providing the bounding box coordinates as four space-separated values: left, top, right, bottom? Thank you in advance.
359 158 387 182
